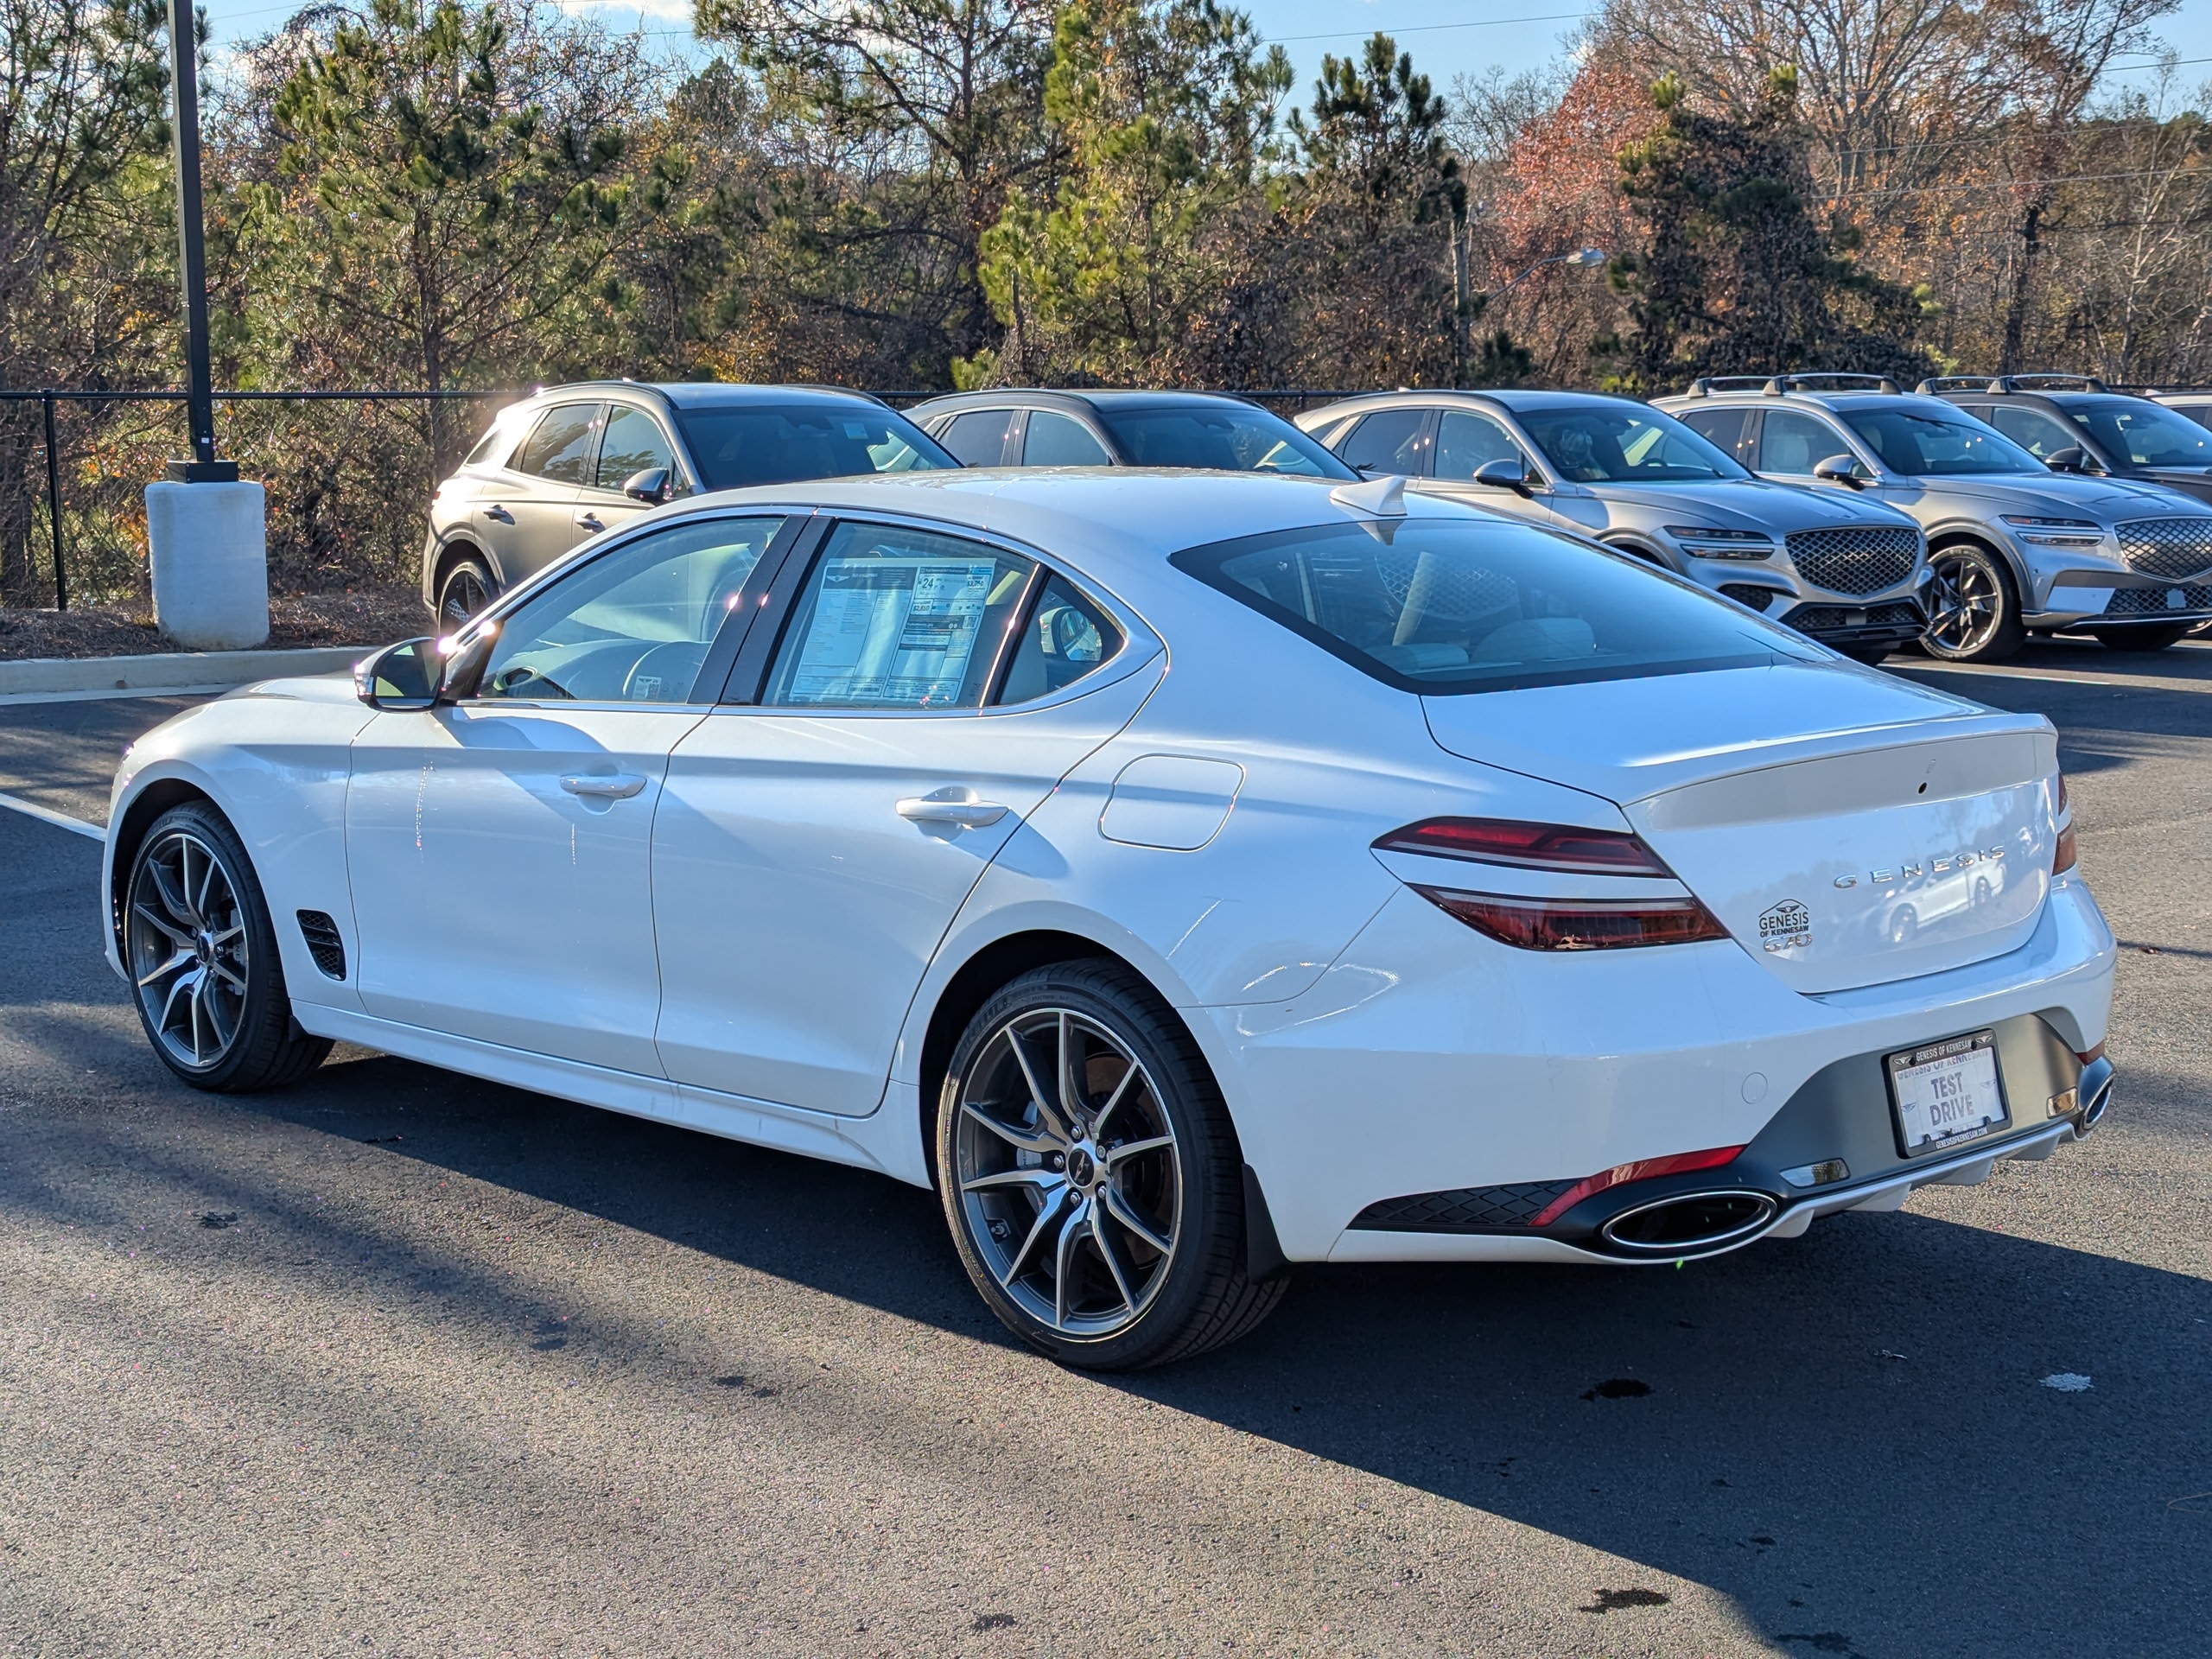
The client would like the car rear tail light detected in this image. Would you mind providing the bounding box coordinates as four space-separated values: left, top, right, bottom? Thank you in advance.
2052 772 2076 874
1376 817 1675 876
1530 1144 1747 1227
1412 886 1731 950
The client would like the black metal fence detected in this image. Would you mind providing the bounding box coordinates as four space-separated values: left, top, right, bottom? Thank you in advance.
0 385 1380 613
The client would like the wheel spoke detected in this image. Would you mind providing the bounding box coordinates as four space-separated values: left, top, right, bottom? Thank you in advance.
1052 1198 1089 1328
1104 1185 1173 1256
209 958 247 994
137 948 194 990
960 1099 1058 1157
1090 1064 1141 1141
1007 1026 1075 1141
147 857 194 929
998 1185 1069 1288
187 975 208 1062
132 903 193 950
191 844 217 925
1104 1133 1173 1169
1090 1201 1137 1312
157 966 198 1033
1056 1011 1090 1135
960 1166 1064 1196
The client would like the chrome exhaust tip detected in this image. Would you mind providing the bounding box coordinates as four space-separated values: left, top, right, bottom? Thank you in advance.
1599 1190 1778 1255
2079 1056 2115 1132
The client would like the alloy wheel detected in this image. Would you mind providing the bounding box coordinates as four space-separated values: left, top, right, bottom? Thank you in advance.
1924 549 2005 657
952 1008 1182 1340
438 563 490 630
126 830 249 1071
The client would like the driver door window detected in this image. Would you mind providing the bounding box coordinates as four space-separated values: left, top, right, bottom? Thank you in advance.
1433 410 1531 480
1756 410 1848 475
1983 405 2077 461
478 515 784 704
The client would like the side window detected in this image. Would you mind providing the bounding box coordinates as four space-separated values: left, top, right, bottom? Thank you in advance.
1756 410 1848 475
1675 407 1750 461
938 410 1017 466
594 405 678 491
1022 410 1113 467
995 573 1125 704
1339 410 1430 474
2172 403 2212 431
761 523 1034 709
1433 410 1530 479
474 515 783 703
1985 405 2076 460
512 404 602 484
465 416 512 467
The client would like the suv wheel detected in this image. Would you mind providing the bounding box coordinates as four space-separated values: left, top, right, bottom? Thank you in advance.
1921 544 2024 662
435 554 494 630
937 961 1287 1370
2087 624 2190 652
124 803 333 1092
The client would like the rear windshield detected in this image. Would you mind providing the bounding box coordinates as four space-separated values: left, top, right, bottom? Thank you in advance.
1840 406 2042 475
1092 404 1355 479
1516 404 1747 483
1171 517 1814 694
676 405 956 490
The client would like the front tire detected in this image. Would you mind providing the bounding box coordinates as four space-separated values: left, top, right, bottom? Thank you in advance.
1920 543 2024 662
936 961 1287 1370
435 554 495 631
124 804 332 1092
2087 624 2190 652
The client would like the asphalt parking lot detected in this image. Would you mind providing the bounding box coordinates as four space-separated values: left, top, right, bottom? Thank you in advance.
2 642 2207 1657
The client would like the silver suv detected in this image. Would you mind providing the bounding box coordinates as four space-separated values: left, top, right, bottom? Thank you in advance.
1658 374 2212 659
1297 390 1929 663
423 383 956 626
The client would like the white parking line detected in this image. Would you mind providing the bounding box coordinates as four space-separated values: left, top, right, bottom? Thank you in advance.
0 791 106 842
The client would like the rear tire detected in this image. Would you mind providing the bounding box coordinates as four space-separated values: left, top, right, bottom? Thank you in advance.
435 553 495 631
1835 645 1893 666
124 803 332 1093
2088 625 2190 652
1919 544 2024 663
936 960 1287 1370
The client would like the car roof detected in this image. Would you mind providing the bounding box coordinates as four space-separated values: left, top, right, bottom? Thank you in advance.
1661 388 1942 415
529 381 894 412
908 389 1264 415
1307 389 1649 417
644 467 1510 603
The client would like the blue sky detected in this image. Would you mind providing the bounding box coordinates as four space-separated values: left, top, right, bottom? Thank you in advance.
198 0 2212 114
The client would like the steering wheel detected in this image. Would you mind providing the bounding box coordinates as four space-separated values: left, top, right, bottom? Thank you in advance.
621 640 709 702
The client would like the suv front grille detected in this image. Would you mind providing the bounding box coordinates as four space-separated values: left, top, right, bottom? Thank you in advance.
2115 518 2212 580
1784 601 1923 634
2105 582 2212 615
1783 526 1920 595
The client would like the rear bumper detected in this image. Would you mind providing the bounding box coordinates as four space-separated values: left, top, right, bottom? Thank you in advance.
1203 874 2115 1263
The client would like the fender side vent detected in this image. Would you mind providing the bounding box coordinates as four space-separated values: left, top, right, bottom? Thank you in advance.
296 910 346 980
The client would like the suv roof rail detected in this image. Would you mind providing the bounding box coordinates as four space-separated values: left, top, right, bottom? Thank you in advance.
1989 372 2109 393
1687 372 1902 397
1915 375 2003 394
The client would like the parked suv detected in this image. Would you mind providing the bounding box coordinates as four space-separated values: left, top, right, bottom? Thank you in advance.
1659 374 2212 659
1295 390 1929 662
423 383 956 626
1920 375 2212 507
2150 391 2212 432
906 389 1355 479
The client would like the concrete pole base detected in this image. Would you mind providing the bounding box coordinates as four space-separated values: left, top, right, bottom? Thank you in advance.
148 480 269 650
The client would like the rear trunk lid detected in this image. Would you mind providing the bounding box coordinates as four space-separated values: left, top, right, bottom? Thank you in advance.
1423 663 2061 993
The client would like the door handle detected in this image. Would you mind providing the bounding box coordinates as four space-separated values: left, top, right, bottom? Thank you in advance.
897 796 1008 829
561 773 647 799
482 505 515 524
575 512 605 533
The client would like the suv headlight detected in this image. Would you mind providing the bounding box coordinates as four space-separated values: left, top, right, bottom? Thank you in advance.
1664 525 1774 559
1999 514 2105 548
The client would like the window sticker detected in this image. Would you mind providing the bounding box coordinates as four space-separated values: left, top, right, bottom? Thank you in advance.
785 556 999 706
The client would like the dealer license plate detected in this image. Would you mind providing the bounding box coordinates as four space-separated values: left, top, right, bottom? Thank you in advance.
1887 1031 2008 1156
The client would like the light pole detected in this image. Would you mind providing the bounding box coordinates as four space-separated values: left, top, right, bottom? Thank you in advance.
1453 242 1607 385
148 0 268 649
1490 246 1609 299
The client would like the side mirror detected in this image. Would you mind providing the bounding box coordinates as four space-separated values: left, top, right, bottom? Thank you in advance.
622 466 673 505
354 637 443 710
2044 445 2100 474
1472 457 1532 496
1813 454 1869 488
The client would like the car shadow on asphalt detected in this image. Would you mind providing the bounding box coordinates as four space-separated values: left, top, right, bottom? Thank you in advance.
224 1047 2212 1659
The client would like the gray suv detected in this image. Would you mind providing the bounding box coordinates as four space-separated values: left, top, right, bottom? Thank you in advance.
1296 390 1930 662
423 383 956 626
1659 374 2212 659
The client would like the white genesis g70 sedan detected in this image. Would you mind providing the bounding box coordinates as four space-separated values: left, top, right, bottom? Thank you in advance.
104 469 2117 1369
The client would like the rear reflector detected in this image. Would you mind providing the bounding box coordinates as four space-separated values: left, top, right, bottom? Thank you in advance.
1531 1145 1746 1228
1376 817 1674 876
1414 886 1731 951
2053 823 2077 875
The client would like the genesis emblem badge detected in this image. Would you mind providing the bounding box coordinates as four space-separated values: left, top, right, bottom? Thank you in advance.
1758 899 1812 953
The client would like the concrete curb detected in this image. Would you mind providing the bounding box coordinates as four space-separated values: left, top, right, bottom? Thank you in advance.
0 645 367 700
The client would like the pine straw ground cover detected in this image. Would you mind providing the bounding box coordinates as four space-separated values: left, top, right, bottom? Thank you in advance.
0 591 428 660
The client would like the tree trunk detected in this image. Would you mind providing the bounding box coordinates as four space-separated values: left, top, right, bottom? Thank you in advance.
1998 198 2044 375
